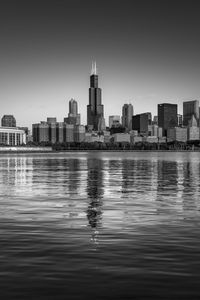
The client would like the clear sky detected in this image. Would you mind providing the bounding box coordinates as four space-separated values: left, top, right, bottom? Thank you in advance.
0 0 200 129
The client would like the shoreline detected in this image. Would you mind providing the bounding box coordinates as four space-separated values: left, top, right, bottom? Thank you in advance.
0 148 199 153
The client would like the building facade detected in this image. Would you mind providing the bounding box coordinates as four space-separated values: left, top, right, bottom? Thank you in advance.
64 98 81 125
1 115 16 127
132 113 149 136
158 103 178 136
167 127 187 142
109 115 121 128
0 127 26 145
183 100 199 126
87 62 104 131
122 103 133 131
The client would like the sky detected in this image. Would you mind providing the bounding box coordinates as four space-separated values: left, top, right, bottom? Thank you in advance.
0 0 200 129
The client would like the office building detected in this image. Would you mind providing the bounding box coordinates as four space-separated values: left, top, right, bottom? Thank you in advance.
153 116 158 125
183 100 199 126
187 115 199 141
56 123 64 143
177 114 183 127
167 127 187 142
113 133 130 143
109 115 121 128
98 116 106 132
145 112 152 125
148 124 162 137
47 117 57 124
132 113 149 136
64 98 81 125
74 125 85 143
158 103 178 136
87 62 104 131
64 124 74 143
0 127 26 145
122 103 133 131
1 115 16 127
188 127 199 141
32 122 49 143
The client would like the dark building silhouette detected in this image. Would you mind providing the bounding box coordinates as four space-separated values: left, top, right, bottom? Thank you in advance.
158 103 178 136
183 100 199 126
132 113 149 136
1 115 16 127
87 62 104 131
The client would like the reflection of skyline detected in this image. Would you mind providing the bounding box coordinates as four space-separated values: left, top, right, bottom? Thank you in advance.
182 161 200 213
86 158 104 245
0 157 33 195
1 153 200 229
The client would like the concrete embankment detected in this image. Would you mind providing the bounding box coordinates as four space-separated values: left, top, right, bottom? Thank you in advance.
0 147 53 153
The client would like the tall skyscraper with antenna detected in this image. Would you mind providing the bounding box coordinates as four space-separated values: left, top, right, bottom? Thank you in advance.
87 62 104 131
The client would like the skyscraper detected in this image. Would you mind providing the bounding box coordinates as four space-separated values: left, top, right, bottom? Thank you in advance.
64 98 80 125
132 113 149 136
122 103 133 131
87 62 104 131
1 115 16 127
183 100 199 126
158 103 178 136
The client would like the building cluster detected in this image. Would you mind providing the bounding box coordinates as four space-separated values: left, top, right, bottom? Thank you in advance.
1 63 200 147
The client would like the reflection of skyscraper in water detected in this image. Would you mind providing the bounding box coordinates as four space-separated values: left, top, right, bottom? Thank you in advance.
121 159 157 199
41 158 81 195
0 157 33 195
67 159 81 194
156 160 178 214
182 161 199 212
86 158 104 245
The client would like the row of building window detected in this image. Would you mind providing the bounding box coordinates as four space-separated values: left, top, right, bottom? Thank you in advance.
0 133 21 145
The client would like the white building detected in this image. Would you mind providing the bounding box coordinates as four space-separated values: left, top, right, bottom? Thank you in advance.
188 127 200 141
113 133 130 143
0 127 26 145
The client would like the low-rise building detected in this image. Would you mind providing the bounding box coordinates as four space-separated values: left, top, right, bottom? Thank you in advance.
143 136 158 143
0 127 26 145
167 127 187 142
188 126 200 141
113 133 130 143
132 136 143 144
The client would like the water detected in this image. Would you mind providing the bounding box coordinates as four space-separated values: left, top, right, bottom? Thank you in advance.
0 151 200 299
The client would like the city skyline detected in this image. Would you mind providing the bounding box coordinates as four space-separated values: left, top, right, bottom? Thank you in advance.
1 0 200 129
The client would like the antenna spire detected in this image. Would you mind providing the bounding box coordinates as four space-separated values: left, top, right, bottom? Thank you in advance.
91 61 97 75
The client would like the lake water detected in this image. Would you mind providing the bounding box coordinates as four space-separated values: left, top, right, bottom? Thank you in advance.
0 151 200 299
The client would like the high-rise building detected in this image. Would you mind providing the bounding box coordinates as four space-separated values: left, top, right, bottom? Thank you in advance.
158 103 178 136
74 125 85 143
153 116 158 125
87 62 104 131
122 103 133 131
32 122 49 143
132 113 149 136
64 98 81 125
1 115 16 127
64 124 74 143
109 115 121 128
183 100 199 126
177 114 183 127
